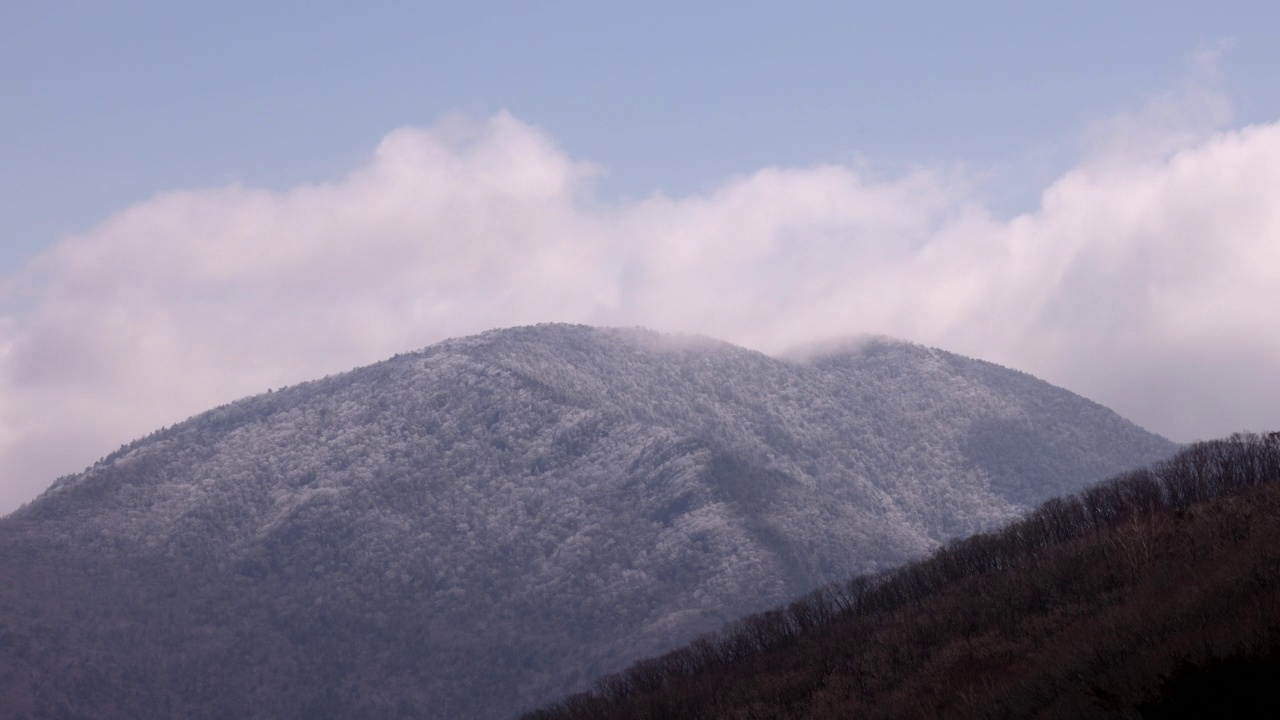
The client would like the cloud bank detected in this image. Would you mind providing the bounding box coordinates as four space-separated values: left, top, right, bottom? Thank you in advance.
3 98 1279 513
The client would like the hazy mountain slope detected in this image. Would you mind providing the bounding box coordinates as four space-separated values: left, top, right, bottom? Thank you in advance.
0 324 1175 719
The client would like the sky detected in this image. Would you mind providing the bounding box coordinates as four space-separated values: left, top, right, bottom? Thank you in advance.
2 2 1280 513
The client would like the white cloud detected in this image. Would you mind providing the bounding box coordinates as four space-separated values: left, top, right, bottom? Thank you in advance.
3 92 1280 513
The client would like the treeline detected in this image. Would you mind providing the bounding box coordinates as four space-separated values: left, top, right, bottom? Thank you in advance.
525 432 1280 719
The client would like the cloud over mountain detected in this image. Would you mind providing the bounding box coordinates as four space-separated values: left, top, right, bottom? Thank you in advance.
2 78 1278 512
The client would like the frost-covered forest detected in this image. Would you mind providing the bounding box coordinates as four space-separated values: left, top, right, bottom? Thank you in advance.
0 324 1175 719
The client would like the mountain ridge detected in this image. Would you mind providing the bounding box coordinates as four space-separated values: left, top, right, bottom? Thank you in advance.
1 324 1176 718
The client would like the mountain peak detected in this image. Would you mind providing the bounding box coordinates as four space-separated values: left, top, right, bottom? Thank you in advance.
2 325 1176 719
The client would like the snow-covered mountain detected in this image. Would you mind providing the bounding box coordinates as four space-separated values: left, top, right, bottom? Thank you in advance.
0 324 1175 719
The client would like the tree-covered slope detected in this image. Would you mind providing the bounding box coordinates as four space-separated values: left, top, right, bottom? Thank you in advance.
525 434 1280 720
0 324 1175 719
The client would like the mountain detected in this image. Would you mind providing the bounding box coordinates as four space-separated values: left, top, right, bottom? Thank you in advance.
0 324 1175 719
524 433 1280 719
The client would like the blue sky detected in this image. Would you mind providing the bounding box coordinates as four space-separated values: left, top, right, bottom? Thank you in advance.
2 2 1280 512
5 1 1278 271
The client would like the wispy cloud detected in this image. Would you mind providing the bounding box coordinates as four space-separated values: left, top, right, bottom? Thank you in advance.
3 54 1277 513
1083 38 1236 163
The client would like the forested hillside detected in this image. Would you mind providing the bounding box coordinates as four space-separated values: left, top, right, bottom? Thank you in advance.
526 433 1280 719
0 325 1174 719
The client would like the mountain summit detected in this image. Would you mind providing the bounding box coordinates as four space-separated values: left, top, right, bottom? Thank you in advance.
0 324 1174 719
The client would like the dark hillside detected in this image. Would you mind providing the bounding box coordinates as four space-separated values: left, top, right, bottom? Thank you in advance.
526 433 1280 719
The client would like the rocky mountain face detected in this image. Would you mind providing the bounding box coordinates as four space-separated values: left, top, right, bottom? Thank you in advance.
0 324 1175 719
